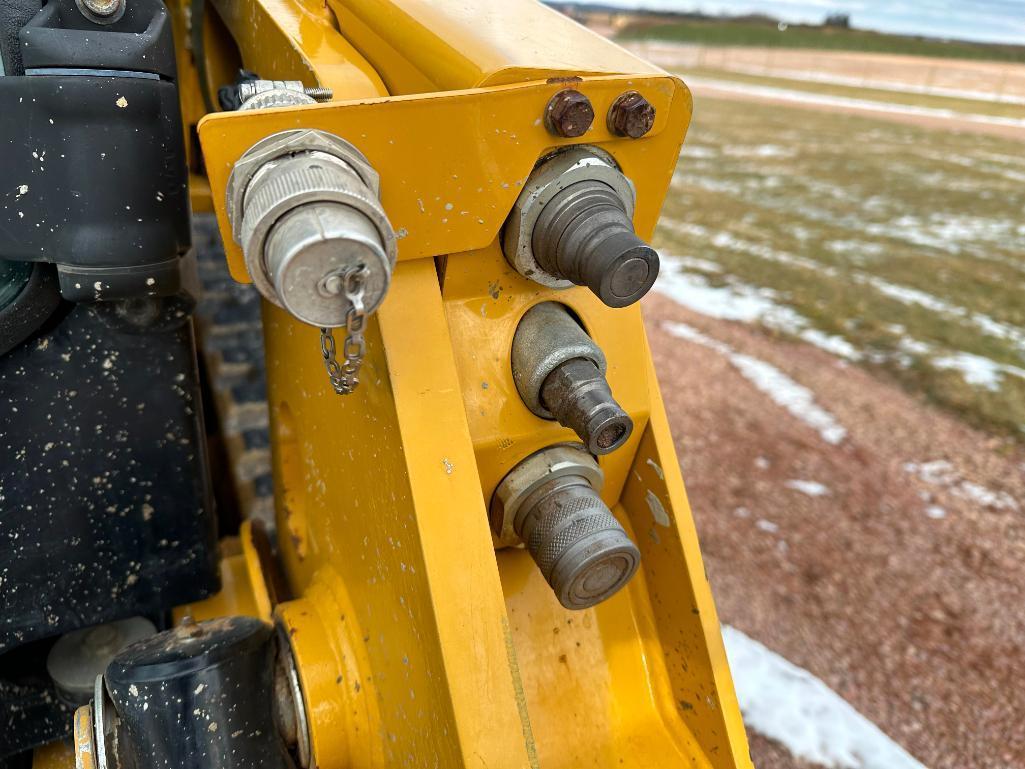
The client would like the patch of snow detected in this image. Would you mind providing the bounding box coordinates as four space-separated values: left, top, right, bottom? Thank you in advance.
827 239 886 258
671 255 723 273
654 262 785 323
904 460 958 486
654 255 862 362
755 518 779 533
681 145 718 159
897 337 934 356
668 223 1025 359
931 352 1025 391
925 505 947 519
663 321 848 445
658 223 1025 393
799 328 862 360
958 481 1019 511
723 626 930 769
903 460 1018 511
722 143 797 159
785 479 832 497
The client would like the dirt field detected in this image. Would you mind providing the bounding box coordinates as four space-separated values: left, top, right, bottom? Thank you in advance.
627 42 1025 103
644 74 1025 769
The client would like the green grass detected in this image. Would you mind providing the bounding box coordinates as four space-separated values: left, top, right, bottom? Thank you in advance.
655 97 1025 438
618 19 1025 64
684 66 1025 120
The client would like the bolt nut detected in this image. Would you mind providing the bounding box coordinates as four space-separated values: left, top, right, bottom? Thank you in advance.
502 146 634 289
544 90 594 138
239 88 316 112
607 91 655 139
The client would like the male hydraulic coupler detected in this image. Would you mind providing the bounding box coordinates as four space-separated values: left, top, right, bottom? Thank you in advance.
503 147 659 308
511 302 632 455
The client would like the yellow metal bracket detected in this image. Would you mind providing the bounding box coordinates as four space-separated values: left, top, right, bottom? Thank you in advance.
169 2 753 768
197 73 690 281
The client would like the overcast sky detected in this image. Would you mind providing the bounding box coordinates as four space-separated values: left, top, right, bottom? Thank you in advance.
562 0 1025 45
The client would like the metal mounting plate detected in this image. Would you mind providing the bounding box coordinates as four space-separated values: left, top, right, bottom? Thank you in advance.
197 73 690 283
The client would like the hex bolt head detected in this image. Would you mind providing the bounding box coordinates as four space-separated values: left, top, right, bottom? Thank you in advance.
607 91 656 139
544 89 595 138
76 0 126 23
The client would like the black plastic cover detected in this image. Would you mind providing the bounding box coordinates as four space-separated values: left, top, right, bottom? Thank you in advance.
0 75 190 300
20 0 177 78
0 0 190 302
106 617 295 769
0 296 220 658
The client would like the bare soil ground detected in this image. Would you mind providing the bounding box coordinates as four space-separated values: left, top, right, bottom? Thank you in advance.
641 66 1025 768
644 293 1025 769
683 78 1025 143
627 42 1025 102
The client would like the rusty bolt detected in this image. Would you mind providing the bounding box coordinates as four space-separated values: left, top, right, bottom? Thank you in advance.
607 91 656 139
544 89 594 138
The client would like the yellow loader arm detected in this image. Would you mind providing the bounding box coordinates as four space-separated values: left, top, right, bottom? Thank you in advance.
38 2 753 768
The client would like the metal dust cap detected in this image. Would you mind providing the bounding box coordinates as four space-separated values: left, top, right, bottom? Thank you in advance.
227 132 396 328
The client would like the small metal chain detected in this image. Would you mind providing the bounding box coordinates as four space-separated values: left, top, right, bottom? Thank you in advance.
320 264 368 395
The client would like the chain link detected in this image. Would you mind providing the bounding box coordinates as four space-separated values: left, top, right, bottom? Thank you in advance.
320 264 368 395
